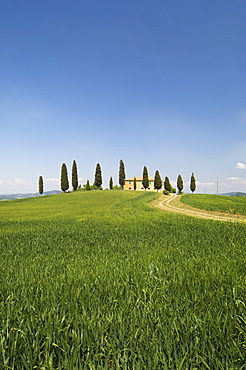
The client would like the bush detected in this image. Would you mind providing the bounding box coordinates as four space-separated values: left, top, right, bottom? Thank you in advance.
163 189 170 195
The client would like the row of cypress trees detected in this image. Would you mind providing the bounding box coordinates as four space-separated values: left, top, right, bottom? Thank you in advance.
38 160 117 195
38 160 79 195
38 159 195 195
60 161 103 193
142 166 196 193
60 160 79 192
108 160 126 190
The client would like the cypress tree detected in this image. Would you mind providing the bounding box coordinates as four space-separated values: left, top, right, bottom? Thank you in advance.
72 160 78 191
154 170 162 192
38 176 44 195
94 163 102 189
85 179 91 190
164 176 171 192
134 177 137 191
177 174 184 193
109 176 113 189
61 163 69 192
119 159 126 189
142 166 149 191
190 172 196 193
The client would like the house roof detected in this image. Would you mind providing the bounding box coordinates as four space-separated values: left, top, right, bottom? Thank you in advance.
125 177 155 181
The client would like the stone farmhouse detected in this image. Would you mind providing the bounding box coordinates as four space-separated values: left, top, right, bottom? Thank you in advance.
124 177 163 191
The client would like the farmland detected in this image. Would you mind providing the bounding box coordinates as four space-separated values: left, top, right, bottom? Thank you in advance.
0 191 246 369
181 194 246 216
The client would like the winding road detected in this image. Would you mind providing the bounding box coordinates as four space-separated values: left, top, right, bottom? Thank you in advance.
150 194 246 223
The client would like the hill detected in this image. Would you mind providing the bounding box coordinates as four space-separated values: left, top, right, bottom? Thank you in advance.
0 190 60 201
181 193 246 215
151 193 246 222
0 190 246 368
221 192 246 196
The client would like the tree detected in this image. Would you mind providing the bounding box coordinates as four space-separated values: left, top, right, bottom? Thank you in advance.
177 174 184 193
190 172 196 193
119 159 126 189
134 177 137 191
170 186 176 194
38 176 44 195
154 170 162 192
94 163 102 189
164 176 171 192
84 180 91 191
109 176 113 189
61 163 69 192
142 166 149 191
72 160 78 191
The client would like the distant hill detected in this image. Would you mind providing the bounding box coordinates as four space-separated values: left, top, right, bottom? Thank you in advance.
221 192 246 197
0 190 61 201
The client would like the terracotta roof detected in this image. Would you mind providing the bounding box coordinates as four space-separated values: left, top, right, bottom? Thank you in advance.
125 177 155 181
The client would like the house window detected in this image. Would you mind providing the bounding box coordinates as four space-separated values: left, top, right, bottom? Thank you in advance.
149 181 152 184
128 187 131 190
128 181 132 184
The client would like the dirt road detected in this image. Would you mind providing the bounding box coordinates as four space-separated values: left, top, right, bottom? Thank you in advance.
150 194 246 223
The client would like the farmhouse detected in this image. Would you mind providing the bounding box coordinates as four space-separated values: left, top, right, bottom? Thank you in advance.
124 177 162 191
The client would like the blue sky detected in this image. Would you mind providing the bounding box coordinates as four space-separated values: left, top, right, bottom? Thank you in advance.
1 0 246 194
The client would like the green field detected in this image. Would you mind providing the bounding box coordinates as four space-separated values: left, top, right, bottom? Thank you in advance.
181 194 246 216
1 191 246 369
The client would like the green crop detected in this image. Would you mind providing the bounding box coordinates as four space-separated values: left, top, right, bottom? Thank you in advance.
181 194 246 215
0 191 246 369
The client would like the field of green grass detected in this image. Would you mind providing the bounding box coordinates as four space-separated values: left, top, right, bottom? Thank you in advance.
181 194 246 216
1 190 246 369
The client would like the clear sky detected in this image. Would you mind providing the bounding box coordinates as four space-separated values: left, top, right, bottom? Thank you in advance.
1 0 246 194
